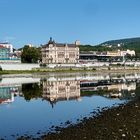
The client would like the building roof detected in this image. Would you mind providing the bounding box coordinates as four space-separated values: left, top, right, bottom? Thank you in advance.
42 38 77 48
48 37 55 44
0 45 7 49
0 42 9 45
67 44 76 47
55 43 65 47
55 43 76 47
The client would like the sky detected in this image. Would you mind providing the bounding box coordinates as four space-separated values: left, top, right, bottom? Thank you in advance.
0 0 140 48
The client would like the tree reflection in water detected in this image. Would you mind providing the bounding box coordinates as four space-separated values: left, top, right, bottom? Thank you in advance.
22 83 43 101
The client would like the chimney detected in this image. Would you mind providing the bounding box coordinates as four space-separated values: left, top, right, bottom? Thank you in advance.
75 40 80 46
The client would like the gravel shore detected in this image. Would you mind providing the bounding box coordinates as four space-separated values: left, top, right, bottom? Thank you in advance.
39 98 140 140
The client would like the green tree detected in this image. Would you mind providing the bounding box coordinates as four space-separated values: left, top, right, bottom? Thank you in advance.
21 45 41 63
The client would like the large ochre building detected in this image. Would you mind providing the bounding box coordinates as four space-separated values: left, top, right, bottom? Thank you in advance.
41 38 80 64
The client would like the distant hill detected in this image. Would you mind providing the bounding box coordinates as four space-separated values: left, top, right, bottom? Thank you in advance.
101 37 140 46
80 37 140 58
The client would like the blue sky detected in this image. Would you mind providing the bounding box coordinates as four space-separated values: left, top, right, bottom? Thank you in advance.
0 0 140 48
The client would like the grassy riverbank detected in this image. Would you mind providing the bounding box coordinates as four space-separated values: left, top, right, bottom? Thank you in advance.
0 70 37 74
1 66 140 74
0 69 90 75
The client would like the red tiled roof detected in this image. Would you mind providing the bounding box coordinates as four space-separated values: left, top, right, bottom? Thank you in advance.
0 45 6 49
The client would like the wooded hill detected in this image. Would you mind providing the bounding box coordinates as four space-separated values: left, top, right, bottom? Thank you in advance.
80 37 140 57
101 37 140 46
101 37 140 52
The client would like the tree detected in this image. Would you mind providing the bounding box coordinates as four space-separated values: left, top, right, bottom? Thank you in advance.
21 45 41 63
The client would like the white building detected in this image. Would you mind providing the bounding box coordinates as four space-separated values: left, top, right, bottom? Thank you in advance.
0 42 13 53
106 49 135 57
120 49 135 56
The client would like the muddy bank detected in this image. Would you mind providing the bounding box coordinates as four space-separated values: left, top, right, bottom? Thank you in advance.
37 98 140 140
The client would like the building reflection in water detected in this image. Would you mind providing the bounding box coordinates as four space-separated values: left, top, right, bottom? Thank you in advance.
0 86 21 104
81 81 136 99
0 73 140 105
42 76 138 107
42 80 81 107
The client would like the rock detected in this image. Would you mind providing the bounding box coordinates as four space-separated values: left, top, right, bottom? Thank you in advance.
122 134 126 137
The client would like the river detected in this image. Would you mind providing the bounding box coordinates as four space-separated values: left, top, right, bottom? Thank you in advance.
0 72 140 139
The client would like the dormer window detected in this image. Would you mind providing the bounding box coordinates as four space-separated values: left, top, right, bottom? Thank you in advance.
49 44 53 48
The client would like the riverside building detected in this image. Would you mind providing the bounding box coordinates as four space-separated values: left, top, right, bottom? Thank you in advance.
0 42 13 53
0 42 21 63
41 38 80 64
0 45 9 60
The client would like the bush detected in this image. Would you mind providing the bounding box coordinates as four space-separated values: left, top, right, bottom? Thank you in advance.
40 63 46 67
117 63 121 66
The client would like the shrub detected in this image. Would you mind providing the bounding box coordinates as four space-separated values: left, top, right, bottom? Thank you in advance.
40 63 46 67
117 63 121 66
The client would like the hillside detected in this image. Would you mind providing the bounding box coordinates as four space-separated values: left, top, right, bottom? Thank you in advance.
80 37 140 53
101 37 140 46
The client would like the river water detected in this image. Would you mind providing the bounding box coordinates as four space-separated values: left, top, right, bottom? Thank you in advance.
0 72 140 139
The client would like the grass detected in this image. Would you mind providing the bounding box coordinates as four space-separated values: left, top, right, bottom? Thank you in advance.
0 70 37 74
0 66 140 75
0 68 95 75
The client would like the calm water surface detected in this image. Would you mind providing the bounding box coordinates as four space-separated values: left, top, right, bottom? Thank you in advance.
0 72 140 139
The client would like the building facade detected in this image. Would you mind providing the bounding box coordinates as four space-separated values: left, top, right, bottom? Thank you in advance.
41 38 79 64
120 49 135 56
0 45 10 60
0 42 13 53
106 49 135 57
80 49 136 63
0 43 21 63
